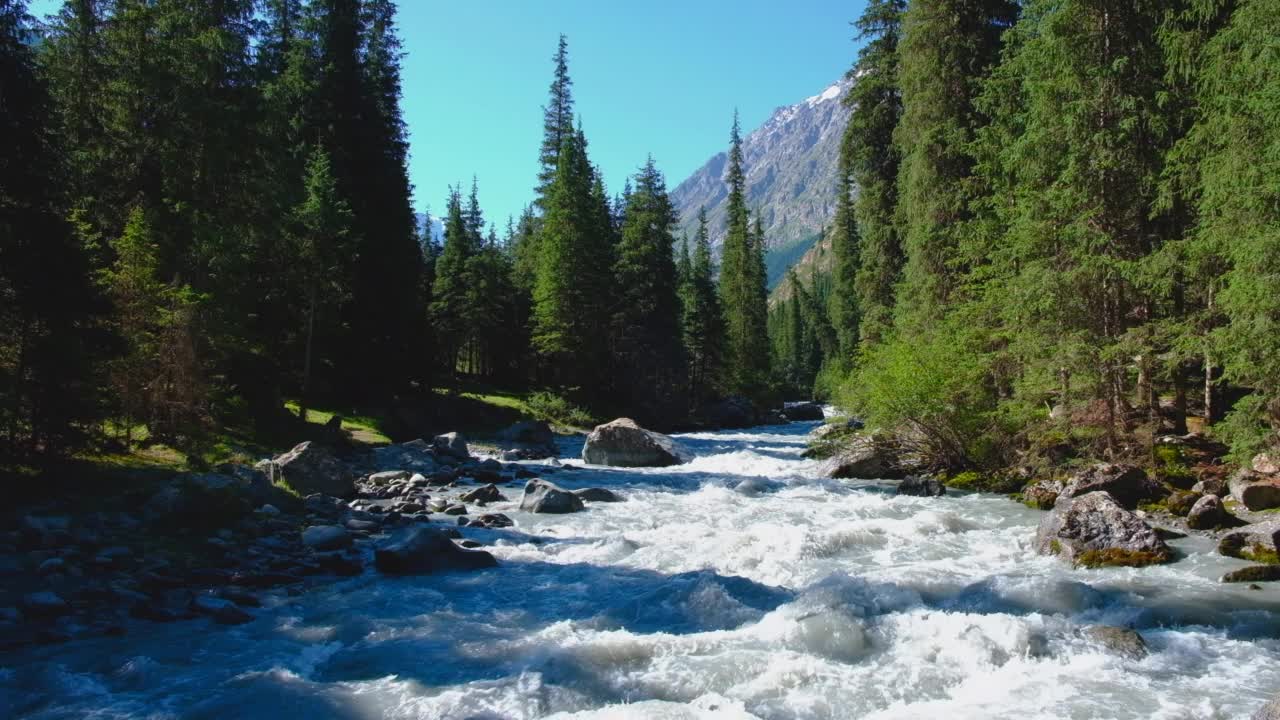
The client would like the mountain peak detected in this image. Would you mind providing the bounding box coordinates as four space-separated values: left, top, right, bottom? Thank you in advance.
670 78 851 286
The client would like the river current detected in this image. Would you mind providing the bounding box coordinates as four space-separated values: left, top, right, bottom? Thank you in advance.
4 419 1280 719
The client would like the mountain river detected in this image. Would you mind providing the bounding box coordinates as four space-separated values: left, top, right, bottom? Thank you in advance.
3 418 1280 719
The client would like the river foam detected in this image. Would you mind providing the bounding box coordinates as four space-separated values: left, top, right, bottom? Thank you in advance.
3 420 1279 718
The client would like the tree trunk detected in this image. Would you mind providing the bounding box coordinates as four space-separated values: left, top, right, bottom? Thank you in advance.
1203 352 1214 426
1172 362 1188 434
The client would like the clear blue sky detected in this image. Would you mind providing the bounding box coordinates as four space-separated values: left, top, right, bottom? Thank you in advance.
29 0 868 230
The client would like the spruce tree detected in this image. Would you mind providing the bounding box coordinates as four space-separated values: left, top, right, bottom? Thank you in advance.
612 157 686 423
846 0 906 348
681 208 726 403
431 188 474 380
719 113 771 400
535 34 575 213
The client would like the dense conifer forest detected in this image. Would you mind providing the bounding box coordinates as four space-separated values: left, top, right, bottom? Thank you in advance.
3 0 1280 480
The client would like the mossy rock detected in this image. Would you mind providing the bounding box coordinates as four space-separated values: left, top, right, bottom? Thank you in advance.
1221 565 1280 583
1241 544 1280 565
945 470 1029 494
1074 548 1170 568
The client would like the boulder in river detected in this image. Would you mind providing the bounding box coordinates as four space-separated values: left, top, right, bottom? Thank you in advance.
301 525 352 551
581 418 691 467
781 402 824 421
372 440 440 474
897 476 945 497
1021 477 1065 510
374 527 497 574
1221 565 1280 583
699 395 758 429
573 487 625 502
1254 695 1280 720
520 479 585 513
1082 625 1149 659
1035 491 1171 567
1229 469 1280 511
1186 494 1226 530
460 484 505 504
1218 520 1280 563
497 420 558 460
272 441 354 498
433 432 470 460
1059 463 1166 509
818 434 903 480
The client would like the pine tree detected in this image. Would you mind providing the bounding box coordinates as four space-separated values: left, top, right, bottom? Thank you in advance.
719 113 771 400
611 157 686 423
291 147 355 423
531 131 614 402
893 0 1018 330
535 34 575 213
846 0 906 348
0 0 103 458
431 187 474 379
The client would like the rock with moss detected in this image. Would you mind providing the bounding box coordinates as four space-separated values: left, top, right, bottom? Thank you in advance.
1021 477 1065 510
1035 491 1171 567
946 470 1028 494
1218 520 1280 564
1060 463 1166 509
1221 565 1280 583
1228 469 1280 511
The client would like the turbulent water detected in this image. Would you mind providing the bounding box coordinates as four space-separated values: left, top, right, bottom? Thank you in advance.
5 420 1280 719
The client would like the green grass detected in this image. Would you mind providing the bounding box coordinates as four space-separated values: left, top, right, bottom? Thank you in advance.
435 382 598 431
283 401 391 444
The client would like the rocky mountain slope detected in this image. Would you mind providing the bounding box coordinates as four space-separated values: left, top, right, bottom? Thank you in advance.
670 78 851 285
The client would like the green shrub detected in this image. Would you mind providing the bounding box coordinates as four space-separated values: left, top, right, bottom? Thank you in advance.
838 326 1002 470
1213 394 1276 465
526 392 596 428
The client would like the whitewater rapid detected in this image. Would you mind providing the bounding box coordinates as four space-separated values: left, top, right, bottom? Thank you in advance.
4 420 1280 719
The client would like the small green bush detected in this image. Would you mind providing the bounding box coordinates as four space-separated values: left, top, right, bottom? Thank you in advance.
1213 395 1276 465
526 392 596 428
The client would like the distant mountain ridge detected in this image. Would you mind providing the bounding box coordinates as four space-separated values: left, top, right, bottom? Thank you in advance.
670 78 851 286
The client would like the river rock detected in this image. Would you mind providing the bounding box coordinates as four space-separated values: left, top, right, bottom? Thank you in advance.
1255 695 1280 720
1035 491 1171 567
897 476 945 497
781 402 825 421
1060 463 1166 509
460 484 504 504
818 435 903 480
1229 470 1280 511
581 418 691 467
1192 476 1227 497
301 525 352 551
1022 477 1065 510
372 440 440 474
1187 495 1226 530
461 513 514 529
1221 565 1280 583
1082 625 1148 659
433 432 470 460
273 442 354 498
497 420 558 460
573 487 625 502
1218 520 1280 563
520 479 585 513
1253 453 1280 475
700 396 758 429
369 470 410 485
374 527 497 574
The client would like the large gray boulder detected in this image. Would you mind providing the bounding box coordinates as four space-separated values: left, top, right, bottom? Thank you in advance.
1187 494 1227 530
372 440 440 474
301 525 352 551
781 402 825 422
1035 491 1171 567
497 420 558 460
573 487 625 502
1082 625 1148 659
1218 520 1280 563
700 396 758 429
818 435 903 480
1059 463 1166 509
520 479 585 513
433 432 470 460
374 527 496 574
272 442 354 498
1229 470 1280 511
581 418 691 467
